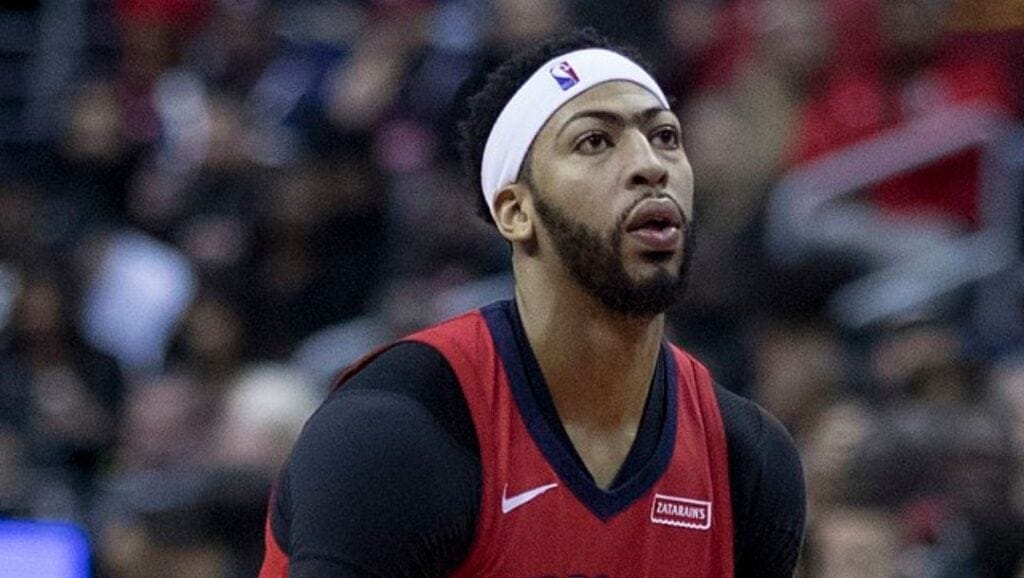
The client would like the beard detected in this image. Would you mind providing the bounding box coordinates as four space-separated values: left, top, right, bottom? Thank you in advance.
533 191 695 318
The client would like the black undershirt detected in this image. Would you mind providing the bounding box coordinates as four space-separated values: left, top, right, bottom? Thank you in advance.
273 311 806 577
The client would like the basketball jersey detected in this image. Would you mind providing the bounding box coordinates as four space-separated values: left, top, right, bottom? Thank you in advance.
260 300 735 577
407 302 735 577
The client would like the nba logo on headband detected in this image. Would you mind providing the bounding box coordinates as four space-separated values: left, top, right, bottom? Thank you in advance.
549 61 579 90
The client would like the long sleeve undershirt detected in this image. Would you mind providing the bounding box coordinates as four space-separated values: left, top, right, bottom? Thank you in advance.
272 341 806 577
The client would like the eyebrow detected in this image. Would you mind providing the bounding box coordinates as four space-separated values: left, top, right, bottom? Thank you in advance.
557 107 673 139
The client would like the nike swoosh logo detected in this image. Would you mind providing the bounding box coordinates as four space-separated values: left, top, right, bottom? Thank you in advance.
501 482 559 514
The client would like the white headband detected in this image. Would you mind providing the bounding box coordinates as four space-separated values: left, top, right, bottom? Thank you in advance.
480 48 670 220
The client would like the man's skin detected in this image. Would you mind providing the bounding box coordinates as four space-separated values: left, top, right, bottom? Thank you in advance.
490 81 693 489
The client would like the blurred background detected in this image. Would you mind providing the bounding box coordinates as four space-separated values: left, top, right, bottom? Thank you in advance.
0 0 1022 576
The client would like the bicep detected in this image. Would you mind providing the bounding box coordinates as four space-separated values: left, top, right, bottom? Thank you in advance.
285 389 479 578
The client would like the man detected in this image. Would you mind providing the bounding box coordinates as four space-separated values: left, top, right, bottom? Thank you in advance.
260 28 805 577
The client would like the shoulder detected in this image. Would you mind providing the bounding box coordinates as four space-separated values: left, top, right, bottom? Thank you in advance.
275 340 482 575
320 339 479 456
713 384 807 577
714 384 796 458
290 339 476 478
708 385 802 508
332 340 458 394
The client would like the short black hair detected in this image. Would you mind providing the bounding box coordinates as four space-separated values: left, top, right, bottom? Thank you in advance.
456 28 655 225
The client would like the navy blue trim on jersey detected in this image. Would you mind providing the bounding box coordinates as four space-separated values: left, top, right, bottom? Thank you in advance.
480 300 678 521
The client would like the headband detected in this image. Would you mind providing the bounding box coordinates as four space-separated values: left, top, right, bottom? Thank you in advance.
480 48 670 220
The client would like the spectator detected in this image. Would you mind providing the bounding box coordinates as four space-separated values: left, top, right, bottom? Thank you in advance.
0 265 124 517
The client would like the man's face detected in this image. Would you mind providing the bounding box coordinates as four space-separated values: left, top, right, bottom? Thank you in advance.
524 80 695 317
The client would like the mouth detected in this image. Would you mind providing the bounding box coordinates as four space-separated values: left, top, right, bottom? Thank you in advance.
623 198 683 253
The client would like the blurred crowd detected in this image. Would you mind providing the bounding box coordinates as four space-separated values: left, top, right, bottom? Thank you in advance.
0 0 1022 576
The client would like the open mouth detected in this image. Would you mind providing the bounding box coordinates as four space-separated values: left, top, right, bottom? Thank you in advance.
624 199 683 252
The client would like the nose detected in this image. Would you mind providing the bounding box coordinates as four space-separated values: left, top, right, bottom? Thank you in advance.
623 130 668 190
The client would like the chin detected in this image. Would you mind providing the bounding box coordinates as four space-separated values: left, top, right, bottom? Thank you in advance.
630 252 682 276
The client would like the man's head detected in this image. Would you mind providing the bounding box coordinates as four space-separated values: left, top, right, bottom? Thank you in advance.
458 29 695 318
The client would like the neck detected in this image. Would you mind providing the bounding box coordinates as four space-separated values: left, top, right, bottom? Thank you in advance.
513 262 665 430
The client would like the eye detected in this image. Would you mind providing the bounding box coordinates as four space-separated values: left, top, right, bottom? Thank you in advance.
651 126 681 149
575 132 612 154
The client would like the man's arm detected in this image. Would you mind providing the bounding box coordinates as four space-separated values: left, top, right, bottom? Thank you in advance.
716 384 807 577
270 343 481 578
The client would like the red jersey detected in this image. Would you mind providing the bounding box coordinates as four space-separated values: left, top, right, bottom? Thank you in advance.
411 306 732 576
261 302 736 577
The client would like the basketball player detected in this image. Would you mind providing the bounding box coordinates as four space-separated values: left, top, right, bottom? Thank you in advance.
260 28 806 577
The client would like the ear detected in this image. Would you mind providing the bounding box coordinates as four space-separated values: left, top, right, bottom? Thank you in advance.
492 182 534 243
